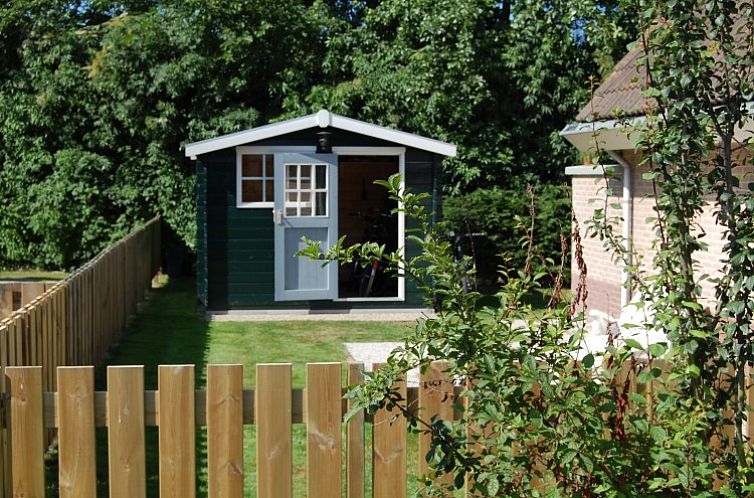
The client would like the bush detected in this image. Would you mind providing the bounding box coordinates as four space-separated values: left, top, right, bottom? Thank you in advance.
442 184 571 287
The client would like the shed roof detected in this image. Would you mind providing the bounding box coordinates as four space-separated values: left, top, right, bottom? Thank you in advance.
184 109 457 158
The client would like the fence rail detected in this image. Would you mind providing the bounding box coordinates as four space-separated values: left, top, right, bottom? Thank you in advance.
4 361 457 498
0 216 161 497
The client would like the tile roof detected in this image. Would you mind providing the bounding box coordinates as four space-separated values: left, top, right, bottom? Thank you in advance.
576 45 648 122
577 16 750 122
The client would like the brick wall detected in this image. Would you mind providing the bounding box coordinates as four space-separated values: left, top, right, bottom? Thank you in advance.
571 171 624 318
571 149 753 317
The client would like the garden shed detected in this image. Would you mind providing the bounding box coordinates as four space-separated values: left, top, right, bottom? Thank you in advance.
184 110 456 315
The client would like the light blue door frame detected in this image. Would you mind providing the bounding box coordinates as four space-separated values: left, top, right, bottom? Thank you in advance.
273 152 338 301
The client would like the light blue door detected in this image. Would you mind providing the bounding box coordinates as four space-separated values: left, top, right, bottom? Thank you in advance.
274 152 338 301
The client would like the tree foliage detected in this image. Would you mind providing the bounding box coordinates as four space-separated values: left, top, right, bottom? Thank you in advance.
0 0 637 268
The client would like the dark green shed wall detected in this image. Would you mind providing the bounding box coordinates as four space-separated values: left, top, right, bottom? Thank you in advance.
195 127 442 311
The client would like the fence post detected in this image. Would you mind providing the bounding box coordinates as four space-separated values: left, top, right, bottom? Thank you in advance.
372 363 407 498
207 364 244 498
158 365 196 498
419 361 454 485
57 366 96 498
107 366 146 498
306 362 342 498
6 366 45 498
256 363 292 498
347 363 365 498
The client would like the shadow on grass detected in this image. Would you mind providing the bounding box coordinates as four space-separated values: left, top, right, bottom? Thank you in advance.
46 276 211 497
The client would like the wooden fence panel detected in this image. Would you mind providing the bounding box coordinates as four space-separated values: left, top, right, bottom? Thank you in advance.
57 366 96 498
372 363 407 498
256 363 292 498
347 363 365 498
107 366 146 498
207 364 244 498
306 362 342 498
7 366 45 498
158 365 196 498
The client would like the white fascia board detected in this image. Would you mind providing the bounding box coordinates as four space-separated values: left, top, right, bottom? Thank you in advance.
184 114 318 157
329 114 457 157
184 109 457 158
560 117 644 152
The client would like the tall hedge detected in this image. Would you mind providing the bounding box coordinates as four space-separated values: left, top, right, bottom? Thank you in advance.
442 184 571 286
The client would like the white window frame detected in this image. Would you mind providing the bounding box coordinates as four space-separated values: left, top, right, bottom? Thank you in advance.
283 163 329 218
236 153 274 208
235 145 407 302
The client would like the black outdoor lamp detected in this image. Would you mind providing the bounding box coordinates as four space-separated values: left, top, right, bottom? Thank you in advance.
316 131 333 153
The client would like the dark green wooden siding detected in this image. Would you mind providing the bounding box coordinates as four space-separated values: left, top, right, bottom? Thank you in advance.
195 127 442 311
196 159 208 305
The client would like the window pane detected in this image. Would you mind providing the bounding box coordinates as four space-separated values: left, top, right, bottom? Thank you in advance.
242 155 263 177
287 164 297 182
300 205 312 216
315 165 326 189
300 176 311 190
241 179 263 202
265 180 274 202
300 191 310 203
300 165 311 187
315 192 327 216
285 191 298 216
265 155 274 177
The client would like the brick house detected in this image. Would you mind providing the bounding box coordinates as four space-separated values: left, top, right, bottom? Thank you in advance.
560 45 753 323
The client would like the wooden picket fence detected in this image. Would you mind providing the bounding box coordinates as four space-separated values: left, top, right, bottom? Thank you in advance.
0 216 161 497
3 361 457 498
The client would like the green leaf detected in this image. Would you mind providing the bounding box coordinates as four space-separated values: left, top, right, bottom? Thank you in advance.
624 338 644 350
582 353 595 368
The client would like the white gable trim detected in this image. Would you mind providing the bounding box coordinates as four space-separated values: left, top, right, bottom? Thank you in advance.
185 109 457 158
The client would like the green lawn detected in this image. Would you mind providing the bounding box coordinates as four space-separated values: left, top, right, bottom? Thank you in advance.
0 269 68 281
81 276 420 497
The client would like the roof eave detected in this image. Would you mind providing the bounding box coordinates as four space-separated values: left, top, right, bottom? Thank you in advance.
560 117 644 152
184 109 457 158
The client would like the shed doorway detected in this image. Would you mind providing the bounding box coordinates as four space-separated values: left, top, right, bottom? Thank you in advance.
337 155 399 299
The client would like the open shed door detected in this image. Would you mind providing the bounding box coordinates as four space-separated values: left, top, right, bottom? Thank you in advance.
274 152 338 301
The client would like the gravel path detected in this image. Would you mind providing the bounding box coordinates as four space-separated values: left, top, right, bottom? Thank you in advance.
344 342 420 386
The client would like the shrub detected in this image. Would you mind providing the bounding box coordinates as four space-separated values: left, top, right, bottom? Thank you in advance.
442 184 570 287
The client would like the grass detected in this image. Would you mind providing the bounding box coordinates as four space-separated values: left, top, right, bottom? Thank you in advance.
0 269 68 281
71 276 421 497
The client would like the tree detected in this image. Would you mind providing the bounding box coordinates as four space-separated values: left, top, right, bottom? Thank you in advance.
0 1 324 268
288 0 639 193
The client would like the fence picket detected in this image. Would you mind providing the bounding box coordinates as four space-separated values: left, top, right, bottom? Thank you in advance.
419 361 454 482
57 367 96 498
347 363 365 498
158 365 196 498
256 363 292 498
306 362 342 498
7 366 45 498
207 364 244 498
107 366 146 498
372 362 407 498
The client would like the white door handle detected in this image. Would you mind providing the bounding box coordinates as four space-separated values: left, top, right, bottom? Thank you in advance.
274 209 283 225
